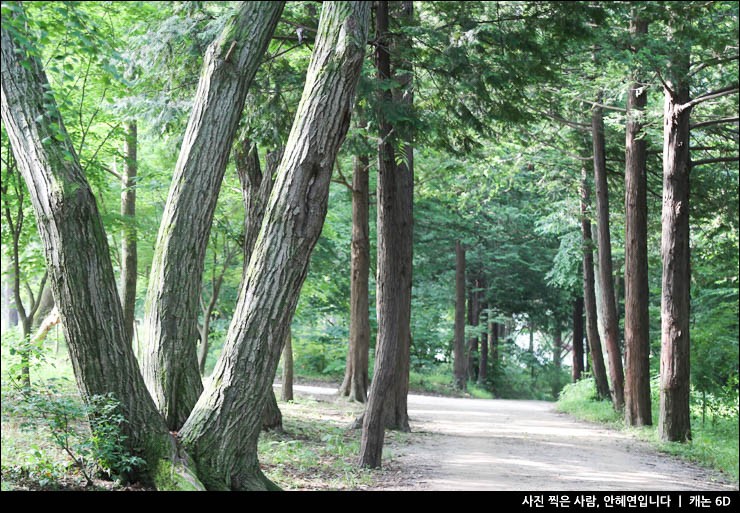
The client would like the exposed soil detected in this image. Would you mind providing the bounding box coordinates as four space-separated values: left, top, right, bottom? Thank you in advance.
291 385 738 491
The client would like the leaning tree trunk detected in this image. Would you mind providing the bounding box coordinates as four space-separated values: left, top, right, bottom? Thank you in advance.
234 141 287 432
580 166 611 400
624 14 652 427
339 152 371 402
659 18 692 443
177 2 370 490
592 95 625 410
121 121 138 346
572 297 585 382
1 23 190 487
141 2 284 430
454 240 467 390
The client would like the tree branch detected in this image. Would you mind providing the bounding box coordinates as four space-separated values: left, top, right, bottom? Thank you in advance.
690 116 739 130
691 156 739 168
332 159 353 191
681 85 739 111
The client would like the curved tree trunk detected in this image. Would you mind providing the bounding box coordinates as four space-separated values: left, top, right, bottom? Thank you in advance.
659 16 692 443
141 2 284 430
121 121 137 346
580 166 610 401
592 94 625 410
177 2 370 490
339 152 370 402
1 22 182 485
624 14 652 427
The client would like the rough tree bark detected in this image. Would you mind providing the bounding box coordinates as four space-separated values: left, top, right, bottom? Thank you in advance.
339 152 370 402
359 0 415 468
592 93 625 410
121 121 137 346
580 166 611 400
233 140 287 432
454 240 467 390
1 22 191 487
177 2 370 490
141 2 284 430
659 16 692 443
624 14 652 427
572 297 584 382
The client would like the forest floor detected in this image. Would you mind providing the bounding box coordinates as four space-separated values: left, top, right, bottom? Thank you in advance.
287 384 739 491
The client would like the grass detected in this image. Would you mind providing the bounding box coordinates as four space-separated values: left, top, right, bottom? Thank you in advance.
556 377 740 485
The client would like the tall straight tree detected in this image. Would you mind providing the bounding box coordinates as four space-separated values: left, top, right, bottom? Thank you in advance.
580 166 611 400
339 148 371 402
454 239 467 389
659 12 692 443
359 0 414 468
624 13 652 427
141 2 284 430
178 1 370 489
120 121 137 346
592 90 625 410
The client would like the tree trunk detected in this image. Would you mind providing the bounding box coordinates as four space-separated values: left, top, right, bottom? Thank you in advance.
177 2 370 490
624 14 652 427
478 300 488 385
592 93 625 410
572 297 584 382
467 279 480 382
141 2 284 430
339 152 370 402
552 329 562 398
490 321 499 365
580 166 610 400
453 240 467 390
359 0 414 469
261 390 283 432
281 330 294 402
529 320 535 382
1 23 185 486
659 17 692 443
121 121 137 346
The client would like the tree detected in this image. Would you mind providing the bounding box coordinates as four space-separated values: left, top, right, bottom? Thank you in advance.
624 12 652 427
592 87 625 410
572 296 584 382
580 166 611 400
120 121 137 346
177 1 370 489
453 239 467 390
359 0 414 468
140 1 285 430
338 149 371 402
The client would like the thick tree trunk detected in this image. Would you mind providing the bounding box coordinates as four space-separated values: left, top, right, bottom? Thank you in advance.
121 121 137 346
592 96 625 410
624 15 652 427
339 152 370 402
141 2 284 430
580 167 611 400
572 297 584 382
659 20 692 443
454 240 467 390
178 2 369 490
1 24 186 486
359 0 414 468
281 330 294 402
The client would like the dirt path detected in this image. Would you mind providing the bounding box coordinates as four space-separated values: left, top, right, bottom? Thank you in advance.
292 385 737 491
